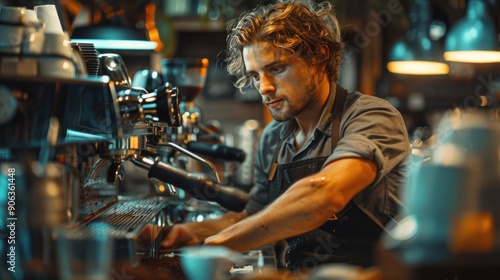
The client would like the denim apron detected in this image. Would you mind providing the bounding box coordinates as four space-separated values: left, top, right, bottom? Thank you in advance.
267 86 383 271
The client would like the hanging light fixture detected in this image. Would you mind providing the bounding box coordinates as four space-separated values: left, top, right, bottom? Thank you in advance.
71 25 157 51
387 0 450 75
444 0 500 63
70 2 157 51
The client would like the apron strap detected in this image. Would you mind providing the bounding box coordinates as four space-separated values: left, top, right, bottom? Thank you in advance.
268 140 284 181
330 85 346 151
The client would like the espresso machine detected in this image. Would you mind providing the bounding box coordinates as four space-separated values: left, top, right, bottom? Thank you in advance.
0 46 250 279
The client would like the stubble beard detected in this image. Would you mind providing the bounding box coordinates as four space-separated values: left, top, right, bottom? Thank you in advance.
269 78 318 122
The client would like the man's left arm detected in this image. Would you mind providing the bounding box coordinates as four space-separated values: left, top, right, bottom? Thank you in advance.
204 157 377 252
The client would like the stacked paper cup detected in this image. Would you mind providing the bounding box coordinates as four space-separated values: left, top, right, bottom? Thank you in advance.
21 8 44 54
34 5 64 34
34 4 75 78
0 7 25 53
0 7 35 76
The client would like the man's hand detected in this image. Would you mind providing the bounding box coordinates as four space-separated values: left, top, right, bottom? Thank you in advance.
160 224 202 248
136 224 160 251
136 211 249 251
136 223 202 250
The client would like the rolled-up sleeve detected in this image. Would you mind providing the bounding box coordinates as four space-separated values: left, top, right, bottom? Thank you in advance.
324 95 410 186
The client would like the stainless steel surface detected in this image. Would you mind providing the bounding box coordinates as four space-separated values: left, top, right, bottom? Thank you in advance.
116 87 146 125
0 75 123 148
97 135 148 160
98 53 132 87
175 101 203 145
81 158 120 218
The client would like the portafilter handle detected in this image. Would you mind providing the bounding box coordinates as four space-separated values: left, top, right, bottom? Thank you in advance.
131 154 249 212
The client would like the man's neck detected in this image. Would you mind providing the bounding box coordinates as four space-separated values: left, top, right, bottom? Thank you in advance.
294 82 335 150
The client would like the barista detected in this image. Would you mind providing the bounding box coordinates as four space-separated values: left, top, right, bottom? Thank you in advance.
155 0 410 271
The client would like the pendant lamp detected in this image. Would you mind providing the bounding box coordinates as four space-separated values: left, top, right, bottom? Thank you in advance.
387 0 450 75
71 25 157 51
70 2 158 51
444 0 500 63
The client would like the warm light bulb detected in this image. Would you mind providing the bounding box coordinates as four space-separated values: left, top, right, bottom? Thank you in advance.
444 50 500 63
387 61 450 75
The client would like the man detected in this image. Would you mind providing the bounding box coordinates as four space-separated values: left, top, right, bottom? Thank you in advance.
158 0 409 271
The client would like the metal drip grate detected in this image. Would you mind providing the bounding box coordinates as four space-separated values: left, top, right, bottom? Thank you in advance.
80 197 167 239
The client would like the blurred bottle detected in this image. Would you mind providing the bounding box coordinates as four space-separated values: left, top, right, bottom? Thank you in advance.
233 119 261 192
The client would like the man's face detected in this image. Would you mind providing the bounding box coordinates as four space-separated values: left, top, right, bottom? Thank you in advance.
243 42 322 122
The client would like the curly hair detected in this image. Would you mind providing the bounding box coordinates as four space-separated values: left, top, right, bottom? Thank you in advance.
225 0 344 90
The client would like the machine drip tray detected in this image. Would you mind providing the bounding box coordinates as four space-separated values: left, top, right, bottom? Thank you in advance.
77 197 167 239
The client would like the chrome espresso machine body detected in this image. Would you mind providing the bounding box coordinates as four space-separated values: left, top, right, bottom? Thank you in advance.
0 51 249 279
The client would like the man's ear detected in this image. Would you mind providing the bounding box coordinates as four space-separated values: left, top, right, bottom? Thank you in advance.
312 46 329 71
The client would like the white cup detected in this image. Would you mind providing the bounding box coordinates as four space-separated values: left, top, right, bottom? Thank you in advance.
0 6 26 23
42 32 72 58
22 9 38 24
38 57 75 79
34 4 63 34
181 246 235 280
21 27 45 54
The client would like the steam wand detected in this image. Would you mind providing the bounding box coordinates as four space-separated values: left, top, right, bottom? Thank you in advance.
157 141 222 183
